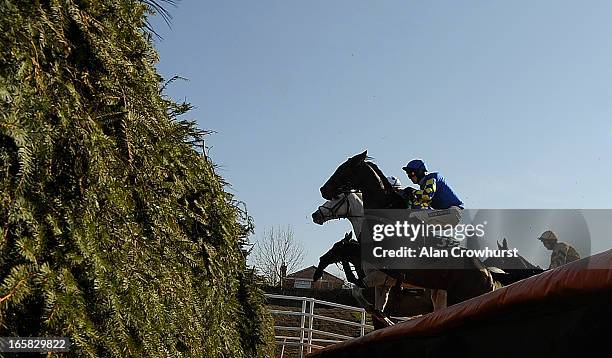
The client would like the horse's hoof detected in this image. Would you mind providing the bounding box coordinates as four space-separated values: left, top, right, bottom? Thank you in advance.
372 312 395 330
372 315 389 330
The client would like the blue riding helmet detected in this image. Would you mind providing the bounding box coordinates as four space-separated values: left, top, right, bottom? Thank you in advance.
402 159 427 172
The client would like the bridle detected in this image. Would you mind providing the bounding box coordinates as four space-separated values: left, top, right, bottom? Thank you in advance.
315 192 359 219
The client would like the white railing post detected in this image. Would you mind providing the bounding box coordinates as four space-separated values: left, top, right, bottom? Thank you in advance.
299 298 307 358
264 293 376 356
308 298 315 353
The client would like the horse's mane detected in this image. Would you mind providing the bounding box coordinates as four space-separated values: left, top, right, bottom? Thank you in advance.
365 161 393 194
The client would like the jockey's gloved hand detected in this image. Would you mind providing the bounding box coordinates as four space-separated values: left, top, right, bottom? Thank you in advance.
401 187 415 201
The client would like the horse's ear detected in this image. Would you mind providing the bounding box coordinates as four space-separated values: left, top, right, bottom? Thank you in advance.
345 150 368 167
354 150 367 161
343 232 352 241
502 238 508 250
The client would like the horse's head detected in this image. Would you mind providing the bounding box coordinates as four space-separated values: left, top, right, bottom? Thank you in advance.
313 232 358 282
311 192 364 225
497 238 508 251
488 238 541 270
320 150 369 200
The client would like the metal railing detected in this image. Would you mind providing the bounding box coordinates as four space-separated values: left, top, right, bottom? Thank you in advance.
265 294 374 358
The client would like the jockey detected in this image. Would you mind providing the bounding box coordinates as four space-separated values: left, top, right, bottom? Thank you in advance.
537 230 581 269
402 159 464 226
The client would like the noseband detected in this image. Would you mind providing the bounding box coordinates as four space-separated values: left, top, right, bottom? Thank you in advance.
316 193 356 219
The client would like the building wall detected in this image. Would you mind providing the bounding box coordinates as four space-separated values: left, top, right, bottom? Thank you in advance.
281 278 344 290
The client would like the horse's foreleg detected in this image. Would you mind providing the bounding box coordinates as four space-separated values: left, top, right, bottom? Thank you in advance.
431 289 448 311
360 271 397 329
374 285 390 312
373 286 395 328
363 271 395 310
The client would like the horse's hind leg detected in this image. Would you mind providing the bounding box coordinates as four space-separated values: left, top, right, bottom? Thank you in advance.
431 289 448 311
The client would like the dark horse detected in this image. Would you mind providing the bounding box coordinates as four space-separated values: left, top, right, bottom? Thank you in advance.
313 231 397 328
313 231 365 287
317 151 500 310
320 151 406 210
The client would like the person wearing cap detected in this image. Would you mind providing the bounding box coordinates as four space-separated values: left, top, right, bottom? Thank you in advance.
538 230 581 269
401 160 464 311
401 159 464 226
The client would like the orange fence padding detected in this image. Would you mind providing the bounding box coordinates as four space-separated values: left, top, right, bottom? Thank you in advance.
308 250 612 357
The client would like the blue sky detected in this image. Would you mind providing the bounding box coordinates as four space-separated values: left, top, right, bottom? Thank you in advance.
149 1 612 272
